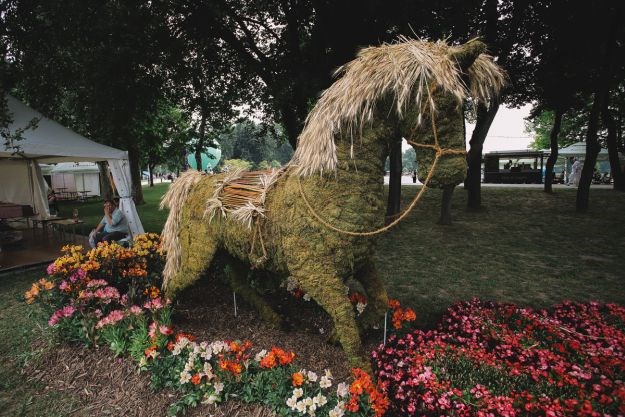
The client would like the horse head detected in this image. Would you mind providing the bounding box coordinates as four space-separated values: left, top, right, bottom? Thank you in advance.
291 38 505 185
405 39 505 188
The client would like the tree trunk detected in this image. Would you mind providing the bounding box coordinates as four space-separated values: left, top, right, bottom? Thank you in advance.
465 99 500 210
437 185 455 225
544 108 564 193
148 163 155 187
127 145 145 205
195 112 207 171
576 4 620 211
97 161 113 200
576 95 602 212
602 93 625 191
386 138 402 221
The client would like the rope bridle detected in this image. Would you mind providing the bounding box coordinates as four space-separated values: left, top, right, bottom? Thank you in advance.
297 108 466 237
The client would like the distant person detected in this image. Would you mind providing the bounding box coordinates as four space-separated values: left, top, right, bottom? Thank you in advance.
89 199 129 248
504 160 513 170
47 189 58 215
412 170 417 183
568 159 582 186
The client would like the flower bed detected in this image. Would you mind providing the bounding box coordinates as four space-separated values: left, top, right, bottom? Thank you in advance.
25 235 388 417
373 299 625 416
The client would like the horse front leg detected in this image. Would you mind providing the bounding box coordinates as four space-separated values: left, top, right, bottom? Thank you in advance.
291 265 371 373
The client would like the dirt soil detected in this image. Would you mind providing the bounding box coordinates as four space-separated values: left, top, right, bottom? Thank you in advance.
27 275 384 417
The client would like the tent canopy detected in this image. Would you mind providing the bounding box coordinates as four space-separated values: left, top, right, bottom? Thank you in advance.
1 95 144 236
1 95 127 162
558 141 609 158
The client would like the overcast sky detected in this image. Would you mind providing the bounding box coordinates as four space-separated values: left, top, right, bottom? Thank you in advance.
402 104 534 152
466 104 533 152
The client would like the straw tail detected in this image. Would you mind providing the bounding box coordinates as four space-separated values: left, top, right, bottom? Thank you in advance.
159 170 205 290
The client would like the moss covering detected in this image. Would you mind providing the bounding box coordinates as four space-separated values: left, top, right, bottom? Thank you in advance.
410 91 467 188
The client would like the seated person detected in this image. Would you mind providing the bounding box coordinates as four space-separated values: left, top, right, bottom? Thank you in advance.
47 189 58 215
89 199 129 248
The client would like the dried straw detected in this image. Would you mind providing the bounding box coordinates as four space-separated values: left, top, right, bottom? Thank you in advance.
203 169 282 229
290 38 506 176
160 170 205 289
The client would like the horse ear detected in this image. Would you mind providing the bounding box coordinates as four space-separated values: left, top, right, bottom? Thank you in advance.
450 39 487 71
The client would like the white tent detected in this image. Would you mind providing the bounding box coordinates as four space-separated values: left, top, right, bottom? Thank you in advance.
558 141 610 159
1 95 144 236
42 162 102 197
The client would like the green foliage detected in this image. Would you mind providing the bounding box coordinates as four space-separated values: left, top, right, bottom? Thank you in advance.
222 158 253 172
525 109 585 150
217 121 293 168
402 148 417 172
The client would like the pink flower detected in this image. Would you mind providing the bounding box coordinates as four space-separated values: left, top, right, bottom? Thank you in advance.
86 279 108 288
128 305 143 315
46 263 57 275
48 305 76 326
159 325 173 336
95 310 125 329
148 321 158 338
93 286 120 303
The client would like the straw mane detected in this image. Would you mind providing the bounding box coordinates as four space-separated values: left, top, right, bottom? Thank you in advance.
290 38 506 176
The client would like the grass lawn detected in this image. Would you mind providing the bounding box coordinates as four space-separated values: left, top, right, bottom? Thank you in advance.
2 184 624 415
55 183 170 234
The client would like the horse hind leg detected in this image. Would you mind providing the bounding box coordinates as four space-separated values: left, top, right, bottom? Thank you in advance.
223 254 283 328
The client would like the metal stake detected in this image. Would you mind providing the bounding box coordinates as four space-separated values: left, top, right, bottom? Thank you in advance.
233 292 238 317
383 311 388 346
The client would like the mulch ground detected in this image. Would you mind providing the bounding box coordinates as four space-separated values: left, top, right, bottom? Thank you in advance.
27 274 384 417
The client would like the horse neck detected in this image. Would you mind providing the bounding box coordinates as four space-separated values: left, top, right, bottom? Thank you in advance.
333 119 395 184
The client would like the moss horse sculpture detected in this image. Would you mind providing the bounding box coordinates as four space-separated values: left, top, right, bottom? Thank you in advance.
161 38 505 370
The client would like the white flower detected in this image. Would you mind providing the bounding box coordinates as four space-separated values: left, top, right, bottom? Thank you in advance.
336 382 349 398
313 393 327 406
356 302 366 315
286 277 299 292
211 341 229 354
295 401 307 413
303 293 311 301
319 375 332 389
179 371 191 384
324 369 333 379
308 407 316 416
254 349 268 362
202 393 220 405
214 381 224 393
286 396 298 410
203 362 214 380
304 397 314 407
307 370 318 382
293 388 304 398
329 403 345 417
318 327 325 334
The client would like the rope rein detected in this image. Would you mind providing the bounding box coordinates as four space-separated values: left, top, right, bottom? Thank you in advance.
297 110 466 237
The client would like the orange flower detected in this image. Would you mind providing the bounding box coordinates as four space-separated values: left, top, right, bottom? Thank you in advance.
388 299 401 309
144 345 158 358
292 372 304 386
403 308 416 322
350 379 364 395
260 353 277 369
191 373 202 385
